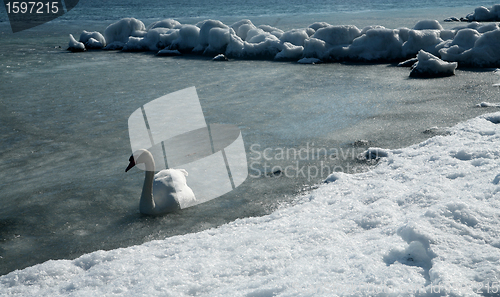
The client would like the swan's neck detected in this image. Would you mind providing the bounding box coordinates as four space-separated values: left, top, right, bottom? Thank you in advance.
139 154 156 215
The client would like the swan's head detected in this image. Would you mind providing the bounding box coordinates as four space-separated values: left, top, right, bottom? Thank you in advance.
125 149 154 172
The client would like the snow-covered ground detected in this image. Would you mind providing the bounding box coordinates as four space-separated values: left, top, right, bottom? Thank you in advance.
2 111 500 296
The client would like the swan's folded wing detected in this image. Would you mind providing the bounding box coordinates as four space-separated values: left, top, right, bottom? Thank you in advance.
155 169 197 209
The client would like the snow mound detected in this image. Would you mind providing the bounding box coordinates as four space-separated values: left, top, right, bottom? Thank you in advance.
410 50 457 78
3 112 500 296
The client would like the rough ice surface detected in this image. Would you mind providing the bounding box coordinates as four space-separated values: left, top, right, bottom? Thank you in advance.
71 10 500 67
409 50 458 78
3 112 500 296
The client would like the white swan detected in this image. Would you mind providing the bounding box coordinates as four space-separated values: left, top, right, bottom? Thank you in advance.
125 149 196 215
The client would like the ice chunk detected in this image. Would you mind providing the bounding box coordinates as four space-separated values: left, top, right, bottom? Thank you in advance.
297 57 322 64
147 19 181 30
204 27 232 54
324 172 345 183
274 42 303 61
280 29 310 46
302 37 328 59
398 57 418 67
258 25 284 38
402 29 443 57
226 31 282 59
467 29 500 67
410 50 457 78
67 34 85 52
122 36 148 51
438 29 480 62
79 30 106 49
170 25 200 51
476 102 500 107
413 20 443 31
361 147 390 160
477 23 500 33
468 6 493 21
347 28 403 61
231 19 256 40
308 22 330 31
451 28 481 49
311 25 361 46
194 19 229 53
103 18 146 45
157 49 182 56
212 54 228 61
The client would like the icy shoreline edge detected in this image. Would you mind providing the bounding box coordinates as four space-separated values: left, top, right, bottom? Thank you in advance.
2 111 500 296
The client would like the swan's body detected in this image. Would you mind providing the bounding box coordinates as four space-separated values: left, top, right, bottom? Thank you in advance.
126 149 196 215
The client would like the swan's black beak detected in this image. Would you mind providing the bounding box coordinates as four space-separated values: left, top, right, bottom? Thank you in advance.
125 155 136 172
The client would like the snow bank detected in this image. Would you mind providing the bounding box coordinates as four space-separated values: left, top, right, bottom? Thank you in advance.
69 16 500 67
3 112 500 296
409 50 457 78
